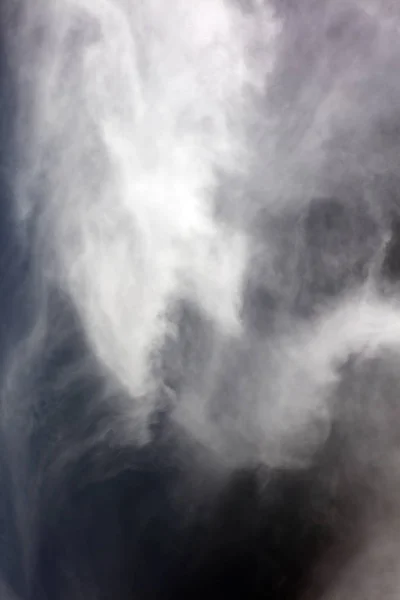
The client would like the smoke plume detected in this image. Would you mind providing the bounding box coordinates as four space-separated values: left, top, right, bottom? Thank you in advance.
2 0 400 598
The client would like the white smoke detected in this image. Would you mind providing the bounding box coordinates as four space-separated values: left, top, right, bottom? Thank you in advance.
14 0 279 433
12 0 400 470
7 0 400 597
